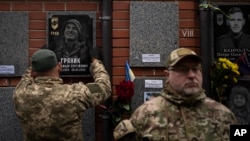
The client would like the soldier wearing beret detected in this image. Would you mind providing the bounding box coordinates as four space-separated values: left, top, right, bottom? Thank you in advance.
13 48 111 141
113 48 237 141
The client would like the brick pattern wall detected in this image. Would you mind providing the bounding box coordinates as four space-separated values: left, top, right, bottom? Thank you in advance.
0 0 246 141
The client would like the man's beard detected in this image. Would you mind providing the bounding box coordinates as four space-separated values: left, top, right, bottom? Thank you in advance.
182 87 201 96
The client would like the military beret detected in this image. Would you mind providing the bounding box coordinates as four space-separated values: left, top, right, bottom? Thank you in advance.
31 49 58 72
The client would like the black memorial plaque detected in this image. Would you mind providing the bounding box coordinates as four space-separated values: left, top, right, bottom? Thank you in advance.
48 13 95 77
214 5 250 77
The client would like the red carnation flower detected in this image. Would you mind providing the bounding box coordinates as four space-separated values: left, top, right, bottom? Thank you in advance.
116 80 134 103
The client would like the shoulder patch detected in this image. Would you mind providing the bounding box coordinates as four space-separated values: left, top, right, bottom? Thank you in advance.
86 83 103 94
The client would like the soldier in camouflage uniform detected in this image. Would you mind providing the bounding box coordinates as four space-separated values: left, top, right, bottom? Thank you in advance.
13 48 111 141
113 48 237 141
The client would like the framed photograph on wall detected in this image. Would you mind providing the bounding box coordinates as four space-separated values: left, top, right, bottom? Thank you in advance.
223 78 250 124
143 91 161 102
47 12 96 77
213 4 250 77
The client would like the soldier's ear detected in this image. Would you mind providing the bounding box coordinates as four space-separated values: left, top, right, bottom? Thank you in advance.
164 69 170 78
58 63 62 73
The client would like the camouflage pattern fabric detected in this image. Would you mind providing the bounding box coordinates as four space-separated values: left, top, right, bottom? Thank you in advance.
13 59 111 141
114 82 237 141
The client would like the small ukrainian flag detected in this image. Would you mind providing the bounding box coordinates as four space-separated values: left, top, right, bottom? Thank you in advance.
125 60 135 82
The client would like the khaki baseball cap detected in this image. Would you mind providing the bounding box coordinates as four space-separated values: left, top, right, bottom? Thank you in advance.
166 48 202 67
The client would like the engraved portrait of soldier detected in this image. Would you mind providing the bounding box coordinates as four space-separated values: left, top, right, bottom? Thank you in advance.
228 85 250 124
214 5 250 76
48 15 93 76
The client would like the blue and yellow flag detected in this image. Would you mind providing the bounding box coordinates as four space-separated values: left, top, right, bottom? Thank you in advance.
125 61 135 82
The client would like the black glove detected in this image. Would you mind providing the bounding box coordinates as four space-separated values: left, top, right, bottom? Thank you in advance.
89 46 101 60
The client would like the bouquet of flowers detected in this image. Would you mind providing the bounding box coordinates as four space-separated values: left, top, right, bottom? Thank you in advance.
111 61 135 125
99 61 135 126
210 58 240 103
111 79 134 125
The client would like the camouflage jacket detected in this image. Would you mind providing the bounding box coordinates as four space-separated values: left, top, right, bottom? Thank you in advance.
114 82 237 141
13 59 111 141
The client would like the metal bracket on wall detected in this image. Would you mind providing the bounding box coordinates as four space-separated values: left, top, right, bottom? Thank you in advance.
99 16 111 20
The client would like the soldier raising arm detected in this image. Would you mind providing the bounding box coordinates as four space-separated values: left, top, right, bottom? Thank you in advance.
13 48 111 141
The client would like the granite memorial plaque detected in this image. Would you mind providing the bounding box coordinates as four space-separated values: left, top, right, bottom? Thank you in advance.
0 87 95 141
213 5 250 77
131 77 165 111
82 108 95 141
0 87 23 141
130 2 179 67
0 12 29 76
47 12 96 77
214 78 250 125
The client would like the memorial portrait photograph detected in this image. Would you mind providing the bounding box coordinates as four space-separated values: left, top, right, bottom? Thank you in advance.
225 79 250 125
48 14 94 76
214 5 250 76
143 91 160 102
